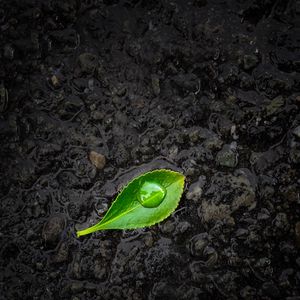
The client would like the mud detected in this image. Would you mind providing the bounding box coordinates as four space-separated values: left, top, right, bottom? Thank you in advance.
0 0 299 299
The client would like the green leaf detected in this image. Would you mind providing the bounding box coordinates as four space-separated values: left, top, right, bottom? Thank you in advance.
77 169 185 237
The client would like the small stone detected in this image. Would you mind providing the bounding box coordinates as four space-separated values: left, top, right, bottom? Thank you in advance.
143 232 154 247
188 128 201 143
243 54 259 70
240 286 256 299
70 281 84 294
186 184 202 201
26 229 36 241
218 116 234 137
189 234 208 256
274 213 289 231
168 145 178 160
292 126 300 139
89 151 106 169
186 176 206 202
160 220 175 234
249 151 263 165
203 136 223 150
50 75 60 88
216 143 238 167
116 85 127 97
63 96 84 114
176 221 191 234
42 215 65 245
231 174 256 211
91 110 104 121
280 185 299 203
151 74 160 96
266 96 284 116
199 201 234 225
78 53 98 74
114 144 130 166
257 212 270 220
36 262 44 271
231 125 239 140
50 272 58 279
235 228 248 238
226 95 237 104
290 148 300 164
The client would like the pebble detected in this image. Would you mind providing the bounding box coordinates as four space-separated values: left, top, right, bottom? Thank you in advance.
199 201 234 225
188 128 201 143
257 212 270 220
70 281 84 294
143 232 154 247
203 136 223 150
151 74 160 96
175 221 191 235
186 184 202 201
89 151 106 169
91 110 104 121
42 215 65 245
78 53 98 74
50 75 60 88
186 176 206 202
26 229 36 241
266 96 284 116
114 144 130 166
274 213 289 231
188 233 208 256
292 126 300 139
216 143 238 167
290 148 300 164
240 286 256 299
160 220 175 234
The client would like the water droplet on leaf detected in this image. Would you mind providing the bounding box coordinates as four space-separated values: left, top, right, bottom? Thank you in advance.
137 181 166 208
76 169 185 236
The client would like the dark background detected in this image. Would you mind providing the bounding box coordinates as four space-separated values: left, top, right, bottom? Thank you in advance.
0 0 299 299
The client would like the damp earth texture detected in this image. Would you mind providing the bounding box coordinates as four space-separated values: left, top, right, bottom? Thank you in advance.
0 0 300 299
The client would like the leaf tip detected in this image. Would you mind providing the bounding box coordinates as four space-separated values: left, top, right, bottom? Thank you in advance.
76 230 84 238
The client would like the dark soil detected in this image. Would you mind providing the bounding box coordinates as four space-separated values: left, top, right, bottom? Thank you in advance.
1 0 300 299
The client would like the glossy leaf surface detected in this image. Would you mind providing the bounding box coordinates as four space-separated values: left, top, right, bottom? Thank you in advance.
77 169 185 237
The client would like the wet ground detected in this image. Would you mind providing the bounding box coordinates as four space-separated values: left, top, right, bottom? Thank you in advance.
0 0 300 299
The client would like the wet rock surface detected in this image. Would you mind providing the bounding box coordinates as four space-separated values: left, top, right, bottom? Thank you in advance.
0 0 299 299
42 215 66 246
89 151 106 170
